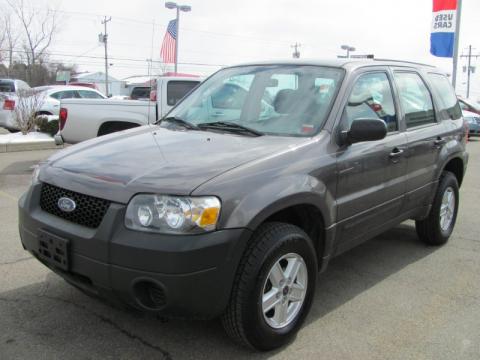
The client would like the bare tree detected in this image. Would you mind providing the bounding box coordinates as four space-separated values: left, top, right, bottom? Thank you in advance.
13 89 45 134
7 0 59 81
2 12 21 75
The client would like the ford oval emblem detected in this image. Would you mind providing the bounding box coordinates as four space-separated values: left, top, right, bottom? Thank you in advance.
57 197 76 213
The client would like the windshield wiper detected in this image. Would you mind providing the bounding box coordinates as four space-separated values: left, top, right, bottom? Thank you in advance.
197 121 263 136
158 116 200 130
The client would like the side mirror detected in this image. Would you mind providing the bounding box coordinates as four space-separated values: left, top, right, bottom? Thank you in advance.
340 118 387 145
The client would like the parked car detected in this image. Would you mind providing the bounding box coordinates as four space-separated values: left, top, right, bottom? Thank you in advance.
19 59 468 351
458 97 480 115
57 76 200 143
33 85 106 116
0 78 31 131
463 110 480 137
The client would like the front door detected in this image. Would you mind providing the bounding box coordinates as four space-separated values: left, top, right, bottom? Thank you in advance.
335 70 408 254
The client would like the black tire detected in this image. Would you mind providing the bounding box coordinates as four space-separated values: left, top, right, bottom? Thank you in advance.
416 171 459 245
221 222 317 351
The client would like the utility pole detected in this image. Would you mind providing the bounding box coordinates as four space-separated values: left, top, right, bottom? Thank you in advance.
460 45 480 99
101 16 112 96
291 43 301 58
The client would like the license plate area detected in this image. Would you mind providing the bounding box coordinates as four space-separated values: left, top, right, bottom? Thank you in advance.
37 230 70 271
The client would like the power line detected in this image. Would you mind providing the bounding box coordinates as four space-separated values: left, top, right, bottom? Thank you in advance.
0 48 228 67
31 6 298 46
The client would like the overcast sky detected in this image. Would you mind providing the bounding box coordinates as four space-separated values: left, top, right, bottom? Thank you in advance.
6 0 480 98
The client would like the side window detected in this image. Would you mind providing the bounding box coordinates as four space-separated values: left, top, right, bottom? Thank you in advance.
427 73 462 120
50 92 61 100
343 72 398 132
78 90 104 99
54 90 80 100
166 81 200 106
394 72 435 128
130 87 151 100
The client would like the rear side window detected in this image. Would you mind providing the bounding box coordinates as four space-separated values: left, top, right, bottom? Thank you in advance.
343 72 398 132
428 73 462 120
167 81 199 106
78 90 104 99
394 72 435 128
130 87 151 100
50 91 80 100
0 81 15 92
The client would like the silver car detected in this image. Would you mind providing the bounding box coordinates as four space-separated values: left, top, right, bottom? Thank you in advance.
0 78 31 131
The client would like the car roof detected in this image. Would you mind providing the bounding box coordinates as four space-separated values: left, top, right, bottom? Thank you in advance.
224 58 440 72
34 85 102 93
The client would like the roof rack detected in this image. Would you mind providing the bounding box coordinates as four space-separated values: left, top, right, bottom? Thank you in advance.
371 58 435 68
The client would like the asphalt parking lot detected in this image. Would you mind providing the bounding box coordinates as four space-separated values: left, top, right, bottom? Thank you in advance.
1 141 479 360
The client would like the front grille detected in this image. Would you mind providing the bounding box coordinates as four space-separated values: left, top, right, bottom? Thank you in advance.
40 183 111 228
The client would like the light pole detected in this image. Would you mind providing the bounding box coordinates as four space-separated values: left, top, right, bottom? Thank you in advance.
165 2 191 74
341 44 356 58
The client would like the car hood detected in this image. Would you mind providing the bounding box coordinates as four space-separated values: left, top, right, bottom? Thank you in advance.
41 125 304 203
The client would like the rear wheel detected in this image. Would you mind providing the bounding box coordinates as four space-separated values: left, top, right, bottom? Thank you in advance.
416 171 459 245
222 222 317 351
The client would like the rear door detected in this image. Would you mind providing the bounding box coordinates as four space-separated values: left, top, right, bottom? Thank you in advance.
335 69 408 253
392 70 452 211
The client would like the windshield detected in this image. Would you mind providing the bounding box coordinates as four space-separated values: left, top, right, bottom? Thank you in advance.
164 65 344 136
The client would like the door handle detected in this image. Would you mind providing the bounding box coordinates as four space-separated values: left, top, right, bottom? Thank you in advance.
433 137 446 148
389 148 404 157
389 148 404 162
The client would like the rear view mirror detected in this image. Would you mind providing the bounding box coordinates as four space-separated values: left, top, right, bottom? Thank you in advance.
340 118 387 145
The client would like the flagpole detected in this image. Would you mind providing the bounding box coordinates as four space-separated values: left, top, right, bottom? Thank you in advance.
452 0 462 89
175 7 179 74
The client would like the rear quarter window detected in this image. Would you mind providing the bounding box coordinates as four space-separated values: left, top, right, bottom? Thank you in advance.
428 73 462 120
0 81 15 92
167 81 200 106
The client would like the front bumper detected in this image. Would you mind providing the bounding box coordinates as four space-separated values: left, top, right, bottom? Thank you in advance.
19 183 251 319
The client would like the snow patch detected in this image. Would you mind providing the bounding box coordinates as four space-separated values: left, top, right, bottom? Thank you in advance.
0 131 53 144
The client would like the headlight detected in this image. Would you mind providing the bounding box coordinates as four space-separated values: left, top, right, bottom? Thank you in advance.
32 164 42 185
125 195 221 234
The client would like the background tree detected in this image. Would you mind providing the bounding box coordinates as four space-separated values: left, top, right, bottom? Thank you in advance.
1 11 21 76
5 0 59 84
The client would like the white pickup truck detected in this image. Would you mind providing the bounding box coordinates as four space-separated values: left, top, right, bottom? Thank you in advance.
58 76 200 144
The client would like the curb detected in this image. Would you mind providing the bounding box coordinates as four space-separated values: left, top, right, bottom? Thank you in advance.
0 140 63 153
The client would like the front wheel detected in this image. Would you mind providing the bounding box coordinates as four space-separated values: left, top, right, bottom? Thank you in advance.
222 222 317 351
416 171 459 245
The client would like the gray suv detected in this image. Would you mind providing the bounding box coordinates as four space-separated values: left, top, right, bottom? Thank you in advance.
18 59 468 351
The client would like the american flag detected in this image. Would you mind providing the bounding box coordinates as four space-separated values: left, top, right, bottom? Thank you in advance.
160 19 177 64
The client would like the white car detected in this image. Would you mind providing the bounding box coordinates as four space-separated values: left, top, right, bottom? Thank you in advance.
34 85 106 116
0 78 31 131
